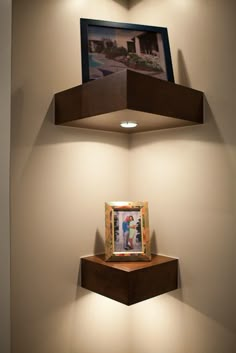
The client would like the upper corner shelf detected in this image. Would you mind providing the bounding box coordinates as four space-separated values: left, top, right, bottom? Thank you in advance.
54 69 204 134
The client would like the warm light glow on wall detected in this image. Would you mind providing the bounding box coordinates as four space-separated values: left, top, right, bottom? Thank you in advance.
73 291 131 352
74 290 183 352
170 0 194 10
76 290 130 325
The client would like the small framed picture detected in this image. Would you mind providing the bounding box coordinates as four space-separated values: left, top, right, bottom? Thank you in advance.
80 18 174 83
105 201 151 261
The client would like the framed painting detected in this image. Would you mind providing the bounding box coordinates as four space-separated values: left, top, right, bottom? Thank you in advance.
80 18 174 83
105 201 151 262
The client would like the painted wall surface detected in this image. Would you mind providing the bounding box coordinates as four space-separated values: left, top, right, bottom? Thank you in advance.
11 1 236 353
11 1 131 353
0 1 11 353
129 0 236 352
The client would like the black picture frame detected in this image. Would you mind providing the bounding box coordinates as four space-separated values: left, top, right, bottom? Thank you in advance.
80 18 174 83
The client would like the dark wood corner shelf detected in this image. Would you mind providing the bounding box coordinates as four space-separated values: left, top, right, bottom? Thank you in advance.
81 254 178 305
55 70 204 134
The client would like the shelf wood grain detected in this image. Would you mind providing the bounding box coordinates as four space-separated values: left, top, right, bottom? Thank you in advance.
81 254 178 305
55 70 204 133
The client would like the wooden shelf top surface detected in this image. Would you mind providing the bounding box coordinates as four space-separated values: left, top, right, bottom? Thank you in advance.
81 254 177 272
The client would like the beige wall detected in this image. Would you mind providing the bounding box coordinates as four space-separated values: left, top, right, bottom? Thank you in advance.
11 1 130 353
11 1 236 353
128 1 236 352
0 1 11 353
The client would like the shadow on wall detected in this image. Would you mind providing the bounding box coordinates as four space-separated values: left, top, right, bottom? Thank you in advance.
128 0 143 9
11 88 24 150
150 230 183 302
76 229 105 301
177 49 192 88
112 0 128 8
112 0 143 9
93 229 105 255
150 230 158 254
75 230 104 286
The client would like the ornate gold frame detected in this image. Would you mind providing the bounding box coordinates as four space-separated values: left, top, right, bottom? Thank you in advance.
105 201 151 262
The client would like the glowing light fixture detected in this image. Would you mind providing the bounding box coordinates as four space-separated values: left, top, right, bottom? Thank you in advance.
120 121 138 129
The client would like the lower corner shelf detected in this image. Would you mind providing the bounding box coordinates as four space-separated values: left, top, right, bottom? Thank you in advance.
81 254 178 305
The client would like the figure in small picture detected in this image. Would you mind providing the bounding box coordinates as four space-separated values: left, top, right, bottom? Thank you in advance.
113 214 119 242
128 215 136 249
122 215 130 250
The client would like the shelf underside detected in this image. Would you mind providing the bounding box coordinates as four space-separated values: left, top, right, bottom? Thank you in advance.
55 70 204 133
62 108 197 133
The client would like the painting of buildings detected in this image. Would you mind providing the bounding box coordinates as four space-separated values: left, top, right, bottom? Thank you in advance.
87 25 167 80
